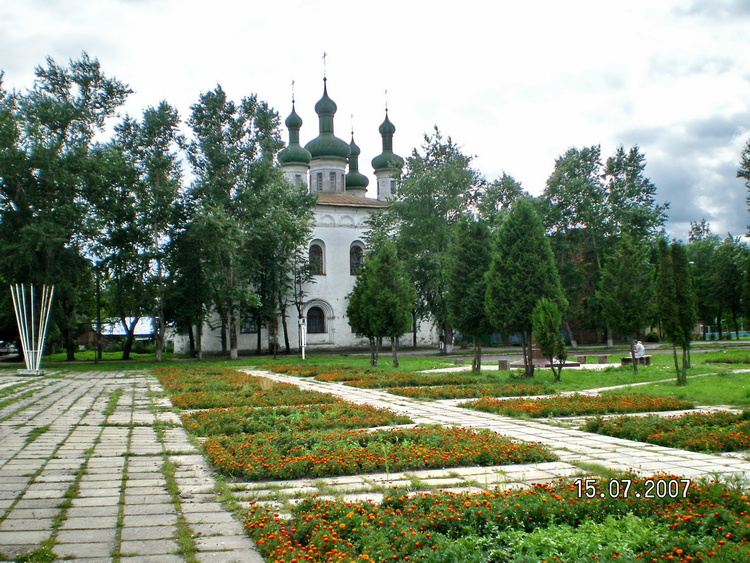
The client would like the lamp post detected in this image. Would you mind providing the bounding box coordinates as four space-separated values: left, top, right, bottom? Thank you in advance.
95 260 102 362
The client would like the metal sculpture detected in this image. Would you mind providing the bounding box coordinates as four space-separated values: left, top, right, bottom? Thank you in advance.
10 284 54 376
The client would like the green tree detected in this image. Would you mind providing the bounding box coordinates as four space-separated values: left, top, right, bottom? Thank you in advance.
738 136 750 227
686 220 720 339
347 242 416 367
445 218 492 372
0 54 130 359
598 234 655 373
715 235 746 340
531 298 567 382
387 128 483 352
112 102 183 361
485 198 566 377
185 86 282 359
656 239 694 383
543 145 666 346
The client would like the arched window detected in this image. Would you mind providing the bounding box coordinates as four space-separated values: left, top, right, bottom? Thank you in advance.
307 306 326 333
350 243 364 275
310 243 324 275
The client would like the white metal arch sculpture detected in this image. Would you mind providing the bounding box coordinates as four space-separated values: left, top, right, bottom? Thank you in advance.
10 284 54 376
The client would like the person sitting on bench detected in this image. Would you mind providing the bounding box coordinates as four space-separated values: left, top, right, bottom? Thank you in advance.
634 340 645 357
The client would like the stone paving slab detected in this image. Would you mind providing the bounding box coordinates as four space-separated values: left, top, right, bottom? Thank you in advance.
0 371 263 562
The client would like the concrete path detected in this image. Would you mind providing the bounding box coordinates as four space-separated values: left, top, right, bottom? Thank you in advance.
239 369 750 509
0 370 262 562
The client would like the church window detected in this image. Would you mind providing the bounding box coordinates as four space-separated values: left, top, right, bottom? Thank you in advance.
350 243 364 275
294 174 303 186
330 171 337 191
317 172 323 191
310 243 324 275
240 316 258 334
307 306 326 333
390 179 397 194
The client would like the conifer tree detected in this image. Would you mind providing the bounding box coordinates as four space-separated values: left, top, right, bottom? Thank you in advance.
446 218 492 372
598 234 655 373
485 198 566 377
347 242 416 367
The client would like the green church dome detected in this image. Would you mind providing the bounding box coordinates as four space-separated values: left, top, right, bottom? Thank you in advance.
372 111 404 172
304 78 350 162
346 136 369 190
278 103 311 166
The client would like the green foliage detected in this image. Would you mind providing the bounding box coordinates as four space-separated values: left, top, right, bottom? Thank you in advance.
598 233 655 370
485 198 565 376
531 298 567 381
347 241 416 366
542 145 666 345
446 218 491 371
0 53 131 357
386 128 484 341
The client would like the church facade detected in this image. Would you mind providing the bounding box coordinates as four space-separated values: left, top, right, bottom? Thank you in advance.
173 79 437 354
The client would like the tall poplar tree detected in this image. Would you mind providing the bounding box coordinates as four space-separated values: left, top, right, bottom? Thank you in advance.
387 128 483 352
185 86 284 359
0 54 130 358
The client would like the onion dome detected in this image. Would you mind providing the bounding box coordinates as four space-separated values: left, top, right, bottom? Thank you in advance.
278 102 312 166
371 110 404 172
304 78 351 162
346 135 369 191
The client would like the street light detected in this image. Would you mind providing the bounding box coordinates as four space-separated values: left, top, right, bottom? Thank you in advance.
95 260 102 362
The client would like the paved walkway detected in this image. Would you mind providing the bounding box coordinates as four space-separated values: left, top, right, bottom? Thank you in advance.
0 370 262 562
234 369 750 512
2 367 750 561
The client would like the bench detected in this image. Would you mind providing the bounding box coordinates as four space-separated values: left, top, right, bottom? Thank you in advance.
621 355 651 366
576 355 609 364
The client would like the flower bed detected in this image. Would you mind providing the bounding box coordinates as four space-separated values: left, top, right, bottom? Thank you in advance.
583 410 750 453
182 403 413 436
460 393 694 418
154 366 340 409
244 476 750 562
388 382 555 400
202 425 556 481
345 372 478 389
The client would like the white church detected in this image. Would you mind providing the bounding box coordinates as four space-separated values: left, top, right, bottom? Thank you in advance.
174 78 437 354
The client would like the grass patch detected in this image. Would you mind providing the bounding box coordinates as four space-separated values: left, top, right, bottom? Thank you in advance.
601 370 750 406
583 410 750 453
24 424 51 446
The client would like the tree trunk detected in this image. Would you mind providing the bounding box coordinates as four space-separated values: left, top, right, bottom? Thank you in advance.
196 323 203 360
630 335 638 374
672 344 680 382
121 317 138 360
521 331 534 378
187 325 196 358
391 337 399 368
606 328 614 348
369 337 378 366
564 318 577 349
412 310 418 348
228 309 238 360
679 345 689 385
64 326 76 361
472 334 482 373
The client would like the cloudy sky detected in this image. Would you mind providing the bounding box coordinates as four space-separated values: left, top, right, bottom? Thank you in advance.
2 0 749 240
